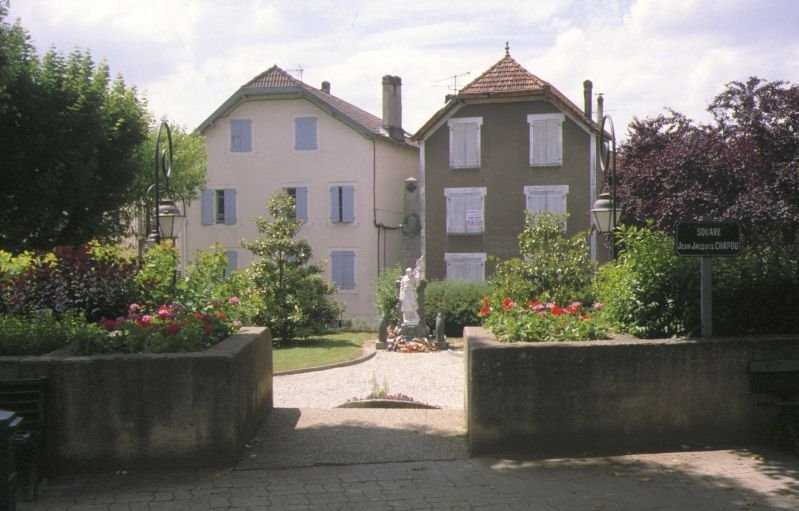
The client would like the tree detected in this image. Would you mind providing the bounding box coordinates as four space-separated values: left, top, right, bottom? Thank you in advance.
129 122 207 206
243 193 339 343
617 77 799 245
0 7 149 253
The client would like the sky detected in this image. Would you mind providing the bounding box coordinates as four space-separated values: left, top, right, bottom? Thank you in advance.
7 0 799 139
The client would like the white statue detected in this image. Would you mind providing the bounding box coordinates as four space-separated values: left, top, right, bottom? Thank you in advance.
399 265 420 326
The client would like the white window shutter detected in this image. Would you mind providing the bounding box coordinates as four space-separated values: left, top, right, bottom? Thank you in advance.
530 120 547 165
450 124 466 167
550 191 567 215
465 193 484 233
465 123 480 167
526 191 547 214
547 118 562 164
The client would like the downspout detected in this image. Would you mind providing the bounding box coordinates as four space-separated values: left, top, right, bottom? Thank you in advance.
372 139 401 278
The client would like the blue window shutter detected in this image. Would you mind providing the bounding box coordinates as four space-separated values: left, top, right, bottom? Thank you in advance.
201 190 214 225
330 187 340 223
341 251 355 289
295 187 308 223
341 186 355 223
294 117 318 150
331 252 342 287
231 120 251 152
225 250 238 276
224 189 237 225
241 120 252 152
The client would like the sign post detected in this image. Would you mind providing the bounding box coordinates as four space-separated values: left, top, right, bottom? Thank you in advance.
675 222 741 337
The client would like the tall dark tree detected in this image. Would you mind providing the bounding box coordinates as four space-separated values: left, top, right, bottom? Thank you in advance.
617 77 799 245
0 4 149 252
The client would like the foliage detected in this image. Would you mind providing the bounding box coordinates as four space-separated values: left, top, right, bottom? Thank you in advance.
134 243 178 308
78 301 239 355
130 123 207 206
0 245 139 321
0 310 107 356
424 280 489 337
244 193 340 343
490 212 595 305
593 225 699 338
481 296 608 343
375 266 401 324
618 78 799 246
0 10 149 252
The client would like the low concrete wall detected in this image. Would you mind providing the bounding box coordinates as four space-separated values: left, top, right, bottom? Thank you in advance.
0 327 272 472
465 327 799 456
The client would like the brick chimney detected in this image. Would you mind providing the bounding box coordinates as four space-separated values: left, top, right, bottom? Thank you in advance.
321 81 330 94
382 75 403 140
583 79 593 119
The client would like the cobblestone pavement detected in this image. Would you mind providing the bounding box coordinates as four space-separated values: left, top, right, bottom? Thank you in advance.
274 349 464 409
20 448 799 510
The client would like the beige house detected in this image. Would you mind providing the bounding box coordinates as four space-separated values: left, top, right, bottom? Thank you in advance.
413 49 607 282
182 66 418 326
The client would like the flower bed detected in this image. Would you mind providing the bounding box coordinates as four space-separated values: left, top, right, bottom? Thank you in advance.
479 296 609 342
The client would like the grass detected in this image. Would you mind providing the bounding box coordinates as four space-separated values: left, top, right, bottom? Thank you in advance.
273 331 374 373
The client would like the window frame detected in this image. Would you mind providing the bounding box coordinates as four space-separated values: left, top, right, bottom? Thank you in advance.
215 189 226 224
444 252 487 282
448 116 483 169
230 119 252 153
293 116 319 152
329 249 357 291
527 113 564 167
444 187 487 235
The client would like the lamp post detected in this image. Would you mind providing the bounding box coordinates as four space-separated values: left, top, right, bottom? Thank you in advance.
591 114 619 259
147 121 177 245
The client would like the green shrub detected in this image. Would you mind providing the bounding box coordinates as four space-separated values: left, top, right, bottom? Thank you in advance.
375 266 402 324
0 310 107 356
424 280 489 337
594 225 700 338
135 243 179 307
490 213 595 305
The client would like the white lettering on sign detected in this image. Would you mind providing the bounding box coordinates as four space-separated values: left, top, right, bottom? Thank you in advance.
697 227 721 237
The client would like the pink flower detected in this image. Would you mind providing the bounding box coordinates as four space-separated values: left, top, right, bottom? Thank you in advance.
593 302 604 311
157 306 172 320
138 314 153 327
232 320 242 328
566 301 582 314
128 303 141 315
228 296 240 305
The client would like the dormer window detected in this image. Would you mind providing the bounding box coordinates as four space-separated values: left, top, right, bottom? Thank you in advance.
448 117 482 169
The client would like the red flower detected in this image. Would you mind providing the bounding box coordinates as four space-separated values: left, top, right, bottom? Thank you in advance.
501 297 515 311
528 300 546 313
137 314 153 327
157 306 172 320
566 301 582 314
478 296 491 318
194 311 204 320
165 322 181 336
100 318 117 331
551 305 564 316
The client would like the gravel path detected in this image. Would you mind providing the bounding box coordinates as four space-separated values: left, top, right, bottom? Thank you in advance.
274 348 465 409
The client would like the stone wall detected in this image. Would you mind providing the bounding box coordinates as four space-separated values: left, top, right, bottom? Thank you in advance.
465 327 799 456
0 327 272 472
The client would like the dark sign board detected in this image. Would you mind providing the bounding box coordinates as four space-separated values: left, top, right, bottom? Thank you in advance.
675 222 741 256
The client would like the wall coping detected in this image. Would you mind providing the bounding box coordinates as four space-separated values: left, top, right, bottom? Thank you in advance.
0 326 267 364
464 326 799 351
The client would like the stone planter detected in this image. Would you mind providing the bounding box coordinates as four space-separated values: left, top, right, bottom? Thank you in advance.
465 327 799 457
0 327 272 472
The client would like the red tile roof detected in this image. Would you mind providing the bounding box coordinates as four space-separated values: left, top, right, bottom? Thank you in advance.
241 65 387 137
458 55 548 96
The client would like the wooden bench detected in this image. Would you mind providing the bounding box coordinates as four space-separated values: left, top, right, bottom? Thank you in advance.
0 378 48 501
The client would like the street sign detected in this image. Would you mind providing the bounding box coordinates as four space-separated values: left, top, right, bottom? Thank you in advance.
675 222 741 257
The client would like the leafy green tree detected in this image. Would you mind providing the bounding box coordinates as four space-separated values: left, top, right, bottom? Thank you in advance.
244 193 339 344
0 6 149 252
130 123 207 206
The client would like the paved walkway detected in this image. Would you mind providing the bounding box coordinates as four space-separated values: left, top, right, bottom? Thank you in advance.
274 349 465 409
21 447 799 510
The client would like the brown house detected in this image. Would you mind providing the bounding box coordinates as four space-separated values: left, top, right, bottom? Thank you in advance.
413 48 607 282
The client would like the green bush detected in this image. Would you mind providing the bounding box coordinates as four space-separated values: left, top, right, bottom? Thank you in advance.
0 310 107 356
375 266 401 324
483 298 608 342
491 213 595 305
424 280 489 337
594 225 699 338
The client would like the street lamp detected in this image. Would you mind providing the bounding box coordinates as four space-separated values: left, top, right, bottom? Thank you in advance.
148 121 175 245
591 114 619 258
